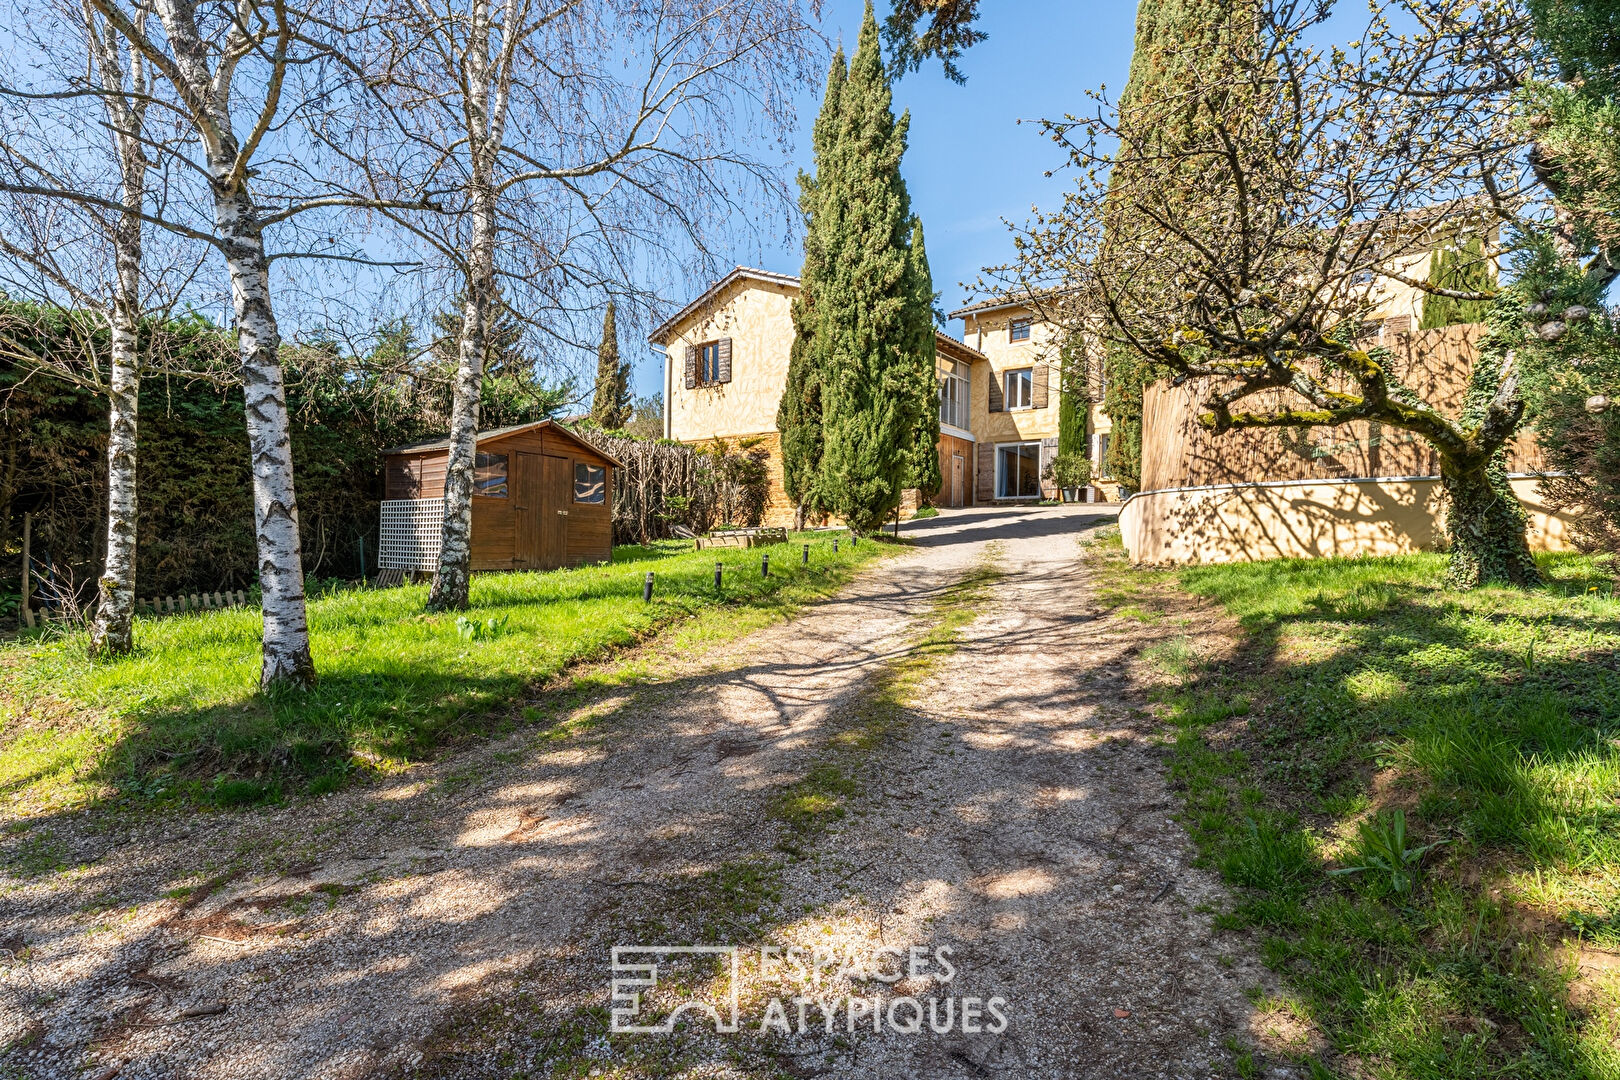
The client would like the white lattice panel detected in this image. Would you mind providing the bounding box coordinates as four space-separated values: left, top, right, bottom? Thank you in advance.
379 499 443 571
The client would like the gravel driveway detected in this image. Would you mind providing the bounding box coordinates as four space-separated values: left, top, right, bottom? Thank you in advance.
1 507 1270 1079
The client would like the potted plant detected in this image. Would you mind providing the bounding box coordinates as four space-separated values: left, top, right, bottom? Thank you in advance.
1044 453 1093 504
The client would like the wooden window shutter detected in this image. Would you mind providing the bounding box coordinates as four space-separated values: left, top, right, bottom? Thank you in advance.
975 442 995 504
683 345 698 389
1032 364 1050 408
987 371 1004 413
717 338 733 383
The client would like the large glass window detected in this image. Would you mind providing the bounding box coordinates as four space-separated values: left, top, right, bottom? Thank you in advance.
1095 434 1113 480
574 462 606 504
474 452 508 497
996 443 1041 499
1003 368 1033 410
938 358 969 430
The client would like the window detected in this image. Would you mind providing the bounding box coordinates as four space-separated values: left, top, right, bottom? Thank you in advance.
700 341 722 384
1003 368 1033 410
938 358 969 430
996 443 1042 499
1009 317 1032 343
1095 434 1113 480
574 462 606 504
474 452 508 497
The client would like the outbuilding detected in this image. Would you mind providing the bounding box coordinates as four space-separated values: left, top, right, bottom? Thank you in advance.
379 420 618 574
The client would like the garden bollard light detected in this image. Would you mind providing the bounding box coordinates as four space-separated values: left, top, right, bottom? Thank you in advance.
762 553 770 578
833 538 839 554
643 571 654 603
803 543 809 565
715 562 723 592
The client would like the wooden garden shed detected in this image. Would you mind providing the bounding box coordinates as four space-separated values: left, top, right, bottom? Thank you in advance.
379 421 618 573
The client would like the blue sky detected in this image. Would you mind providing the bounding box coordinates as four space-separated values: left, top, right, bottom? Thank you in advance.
631 0 1140 398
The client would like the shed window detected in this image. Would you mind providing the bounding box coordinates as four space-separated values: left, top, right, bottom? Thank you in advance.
574 462 606 504
1009 317 1032 343
474 452 508 497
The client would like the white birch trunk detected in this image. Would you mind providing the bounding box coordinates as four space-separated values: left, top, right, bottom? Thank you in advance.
146 0 314 684
89 309 140 656
88 13 147 658
219 186 315 686
428 0 506 612
427 215 491 610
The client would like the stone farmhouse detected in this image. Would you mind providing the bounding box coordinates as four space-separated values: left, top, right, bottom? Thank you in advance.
648 267 1125 528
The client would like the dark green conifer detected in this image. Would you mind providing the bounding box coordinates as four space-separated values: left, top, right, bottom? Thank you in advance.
779 48 846 519
1101 0 1248 491
590 301 631 429
813 3 935 533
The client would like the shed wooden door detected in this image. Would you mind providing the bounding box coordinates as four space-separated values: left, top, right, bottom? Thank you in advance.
541 455 571 568
514 453 544 568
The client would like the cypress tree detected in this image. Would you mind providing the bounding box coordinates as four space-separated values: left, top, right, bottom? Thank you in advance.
902 218 941 494
1417 237 1495 329
1101 0 1248 491
590 301 631 429
779 48 846 521
814 3 934 533
1056 332 1090 459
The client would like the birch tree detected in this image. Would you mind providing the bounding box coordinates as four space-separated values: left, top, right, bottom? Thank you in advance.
344 0 817 611
0 2 208 655
59 0 427 685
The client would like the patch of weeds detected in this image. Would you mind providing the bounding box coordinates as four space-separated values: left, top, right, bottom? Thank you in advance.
771 763 859 834
1143 634 1201 681
5 833 70 877
305 771 346 797
454 614 510 642
1327 809 1447 897
1218 815 1316 891
210 778 281 808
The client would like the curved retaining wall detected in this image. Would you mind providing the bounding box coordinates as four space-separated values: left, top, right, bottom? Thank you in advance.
1118 474 1576 566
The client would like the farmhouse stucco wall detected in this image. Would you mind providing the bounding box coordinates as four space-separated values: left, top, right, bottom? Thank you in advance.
1119 475 1576 566
665 277 799 444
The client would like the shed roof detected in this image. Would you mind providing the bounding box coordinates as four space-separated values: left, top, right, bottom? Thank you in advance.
383 419 622 467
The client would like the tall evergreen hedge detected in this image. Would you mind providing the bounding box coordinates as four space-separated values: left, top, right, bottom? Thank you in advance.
1 309 564 605
1101 0 1248 492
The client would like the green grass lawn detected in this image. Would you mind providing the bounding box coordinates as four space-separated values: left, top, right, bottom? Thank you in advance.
1088 534 1620 1078
0 535 886 812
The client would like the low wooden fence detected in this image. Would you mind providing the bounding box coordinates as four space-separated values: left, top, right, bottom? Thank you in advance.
19 589 251 630
138 590 251 616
